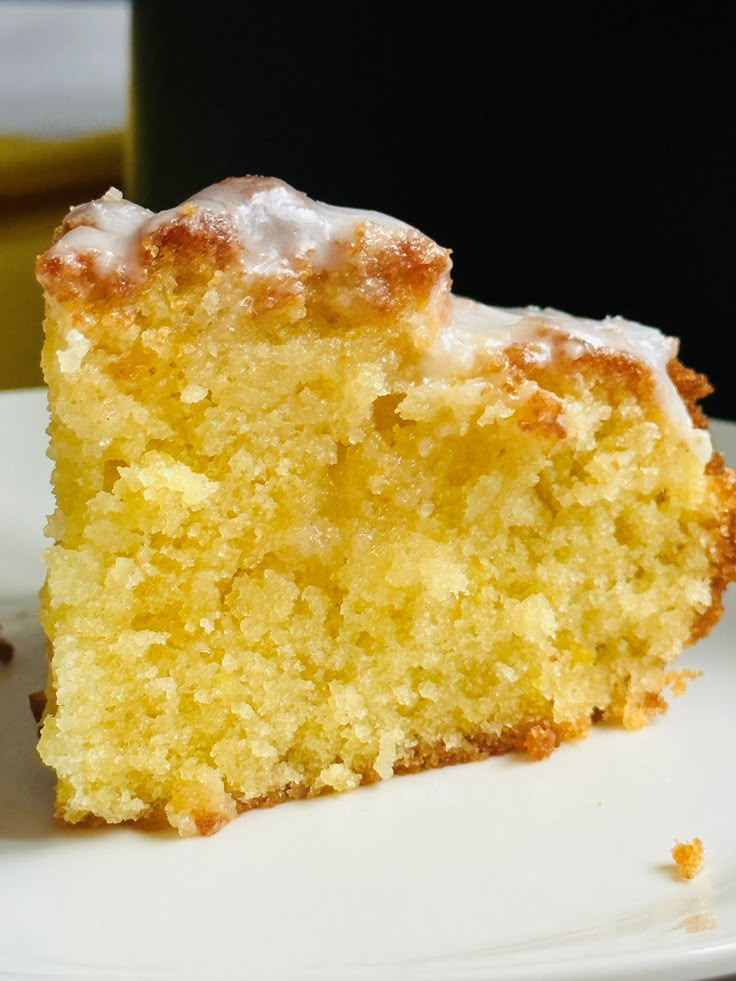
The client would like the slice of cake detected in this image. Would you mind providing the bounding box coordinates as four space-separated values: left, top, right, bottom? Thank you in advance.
36 177 736 836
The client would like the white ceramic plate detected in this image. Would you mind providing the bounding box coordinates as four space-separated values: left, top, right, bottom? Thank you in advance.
1 388 735 981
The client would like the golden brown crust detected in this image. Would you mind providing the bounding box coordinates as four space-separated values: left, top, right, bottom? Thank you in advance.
36 250 136 304
688 451 736 643
245 717 592 805
516 389 568 440
37 222 448 324
341 223 451 323
228 717 590 826
52 716 594 835
505 331 660 420
141 209 241 272
667 359 713 429
523 723 560 760
36 178 451 324
664 357 736 644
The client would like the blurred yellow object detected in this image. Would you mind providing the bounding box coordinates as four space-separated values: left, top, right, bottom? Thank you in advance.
0 131 122 390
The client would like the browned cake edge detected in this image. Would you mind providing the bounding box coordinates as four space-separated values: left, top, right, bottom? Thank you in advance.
58 716 593 836
668 359 736 643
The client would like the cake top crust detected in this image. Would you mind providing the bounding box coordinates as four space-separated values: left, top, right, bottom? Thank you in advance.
37 177 452 320
38 176 711 462
444 298 712 463
48 177 411 277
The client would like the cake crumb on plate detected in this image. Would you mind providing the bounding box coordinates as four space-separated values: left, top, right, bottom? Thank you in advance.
672 838 705 880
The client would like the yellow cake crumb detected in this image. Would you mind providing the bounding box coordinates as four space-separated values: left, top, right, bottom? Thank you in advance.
672 838 705 880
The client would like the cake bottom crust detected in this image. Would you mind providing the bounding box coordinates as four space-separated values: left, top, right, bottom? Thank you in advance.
221 716 595 836
47 673 689 836
73 714 599 836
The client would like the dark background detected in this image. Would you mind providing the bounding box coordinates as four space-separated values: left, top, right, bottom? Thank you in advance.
130 5 735 417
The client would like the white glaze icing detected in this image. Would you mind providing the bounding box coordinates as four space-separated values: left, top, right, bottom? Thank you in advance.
430 297 711 463
174 179 407 277
48 178 408 281
54 187 154 277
